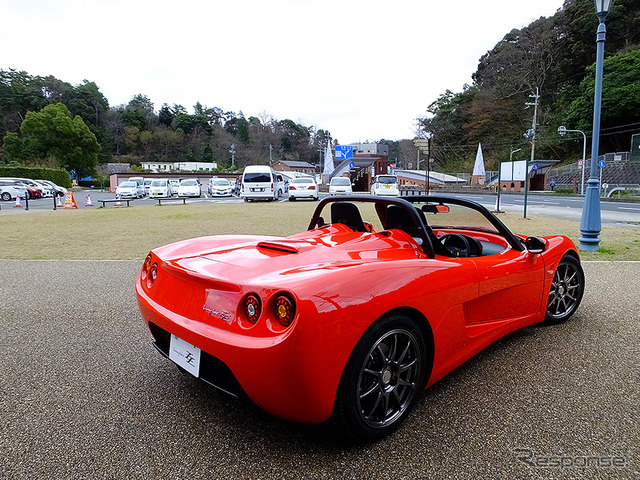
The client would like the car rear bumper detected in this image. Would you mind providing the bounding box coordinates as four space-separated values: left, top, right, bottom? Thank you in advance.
135 272 339 424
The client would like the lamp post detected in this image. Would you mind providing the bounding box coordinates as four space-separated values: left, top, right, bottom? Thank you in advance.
579 0 611 251
523 88 539 219
557 126 587 195
497 147 521 212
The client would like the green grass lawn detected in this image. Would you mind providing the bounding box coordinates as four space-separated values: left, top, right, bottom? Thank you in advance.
2 201 639 261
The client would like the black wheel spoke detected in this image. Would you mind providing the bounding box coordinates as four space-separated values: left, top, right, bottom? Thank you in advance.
545 256 584 324
356 327 422 428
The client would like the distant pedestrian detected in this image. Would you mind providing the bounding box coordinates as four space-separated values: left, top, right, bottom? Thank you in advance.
549 179 556 191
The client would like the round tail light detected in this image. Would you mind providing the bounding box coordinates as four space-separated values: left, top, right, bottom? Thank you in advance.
274 294 296 327
141 253 153 279
146 263 158 288
244 294 262 324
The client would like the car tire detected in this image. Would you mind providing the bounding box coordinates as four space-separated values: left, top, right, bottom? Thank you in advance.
289 196 295 201
543 254 585 325
1 192 11 201
334 314 427 441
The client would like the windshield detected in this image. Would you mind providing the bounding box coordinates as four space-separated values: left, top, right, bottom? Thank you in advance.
377 176 397 185
151 180 166 186
417 202 500 234
292 178 314 184
331 177 351 186
214 179 230 186
244 172 271 183
181 179 197 186
119 182 135 188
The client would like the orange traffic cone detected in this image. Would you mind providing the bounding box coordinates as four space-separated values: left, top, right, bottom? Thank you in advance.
14 195 22 208
85 193 94 207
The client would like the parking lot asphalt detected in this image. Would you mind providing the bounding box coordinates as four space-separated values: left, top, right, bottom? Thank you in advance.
1 260 638 479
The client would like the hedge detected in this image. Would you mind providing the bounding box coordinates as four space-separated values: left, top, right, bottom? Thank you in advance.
0 166 71 188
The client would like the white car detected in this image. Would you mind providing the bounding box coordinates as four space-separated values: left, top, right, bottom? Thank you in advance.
30 179 54 197
116 181 141 198
37 179 67 197
168 179 179 195
4 177 45 198
208 178 233 196
177 179 201 197
0 179 28 201
370 174 399 196
328 176 353 196
288 177 318 201
149 179 171 197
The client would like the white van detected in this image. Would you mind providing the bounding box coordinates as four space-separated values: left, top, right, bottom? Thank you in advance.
370 174 399 196
240 166 283 201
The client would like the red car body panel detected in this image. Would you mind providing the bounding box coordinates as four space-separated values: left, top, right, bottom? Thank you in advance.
137 205 579 426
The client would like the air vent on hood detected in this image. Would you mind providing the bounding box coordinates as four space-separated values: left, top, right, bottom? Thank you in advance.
256 241 300 254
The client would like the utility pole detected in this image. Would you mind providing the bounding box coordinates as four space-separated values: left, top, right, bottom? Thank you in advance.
413 137 431 194
524 88 539 219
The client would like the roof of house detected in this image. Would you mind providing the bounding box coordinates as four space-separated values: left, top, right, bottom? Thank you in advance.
395 170 467 185
274 160 314 168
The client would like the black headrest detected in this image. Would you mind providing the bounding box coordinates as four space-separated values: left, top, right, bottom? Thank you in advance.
331 202 366 232
384 205 417 236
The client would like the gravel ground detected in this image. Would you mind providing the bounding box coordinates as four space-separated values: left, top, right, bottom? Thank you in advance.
0 260 638 480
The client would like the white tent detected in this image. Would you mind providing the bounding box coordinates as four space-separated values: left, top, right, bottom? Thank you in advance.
472 143 485 176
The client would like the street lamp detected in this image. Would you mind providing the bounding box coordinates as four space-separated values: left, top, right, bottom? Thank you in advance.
558 126 587 195
496 147 521 212
230 144 236 167
579 0 611 251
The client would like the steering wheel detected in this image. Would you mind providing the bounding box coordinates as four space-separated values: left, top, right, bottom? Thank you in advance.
440 233 471 258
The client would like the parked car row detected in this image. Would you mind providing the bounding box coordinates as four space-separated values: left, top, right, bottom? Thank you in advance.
327 174 400 197
115 177 240 199
0 177 67 201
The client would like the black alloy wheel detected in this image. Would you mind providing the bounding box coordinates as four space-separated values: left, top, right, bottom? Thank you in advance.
544 255 585 324
335 314 427 441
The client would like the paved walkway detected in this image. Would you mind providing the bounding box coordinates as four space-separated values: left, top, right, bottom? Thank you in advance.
1 260 638 479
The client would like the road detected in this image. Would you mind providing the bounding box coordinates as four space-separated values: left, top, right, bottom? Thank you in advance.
458 192 640 227
3 189 638 224
1 260 638 479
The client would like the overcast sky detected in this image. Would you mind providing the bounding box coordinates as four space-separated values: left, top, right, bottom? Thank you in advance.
1 0 565 144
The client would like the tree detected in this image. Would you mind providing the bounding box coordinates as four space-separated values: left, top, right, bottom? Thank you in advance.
19 103 100 175
121 94 155 130
564 49 640 151
158 103 174 127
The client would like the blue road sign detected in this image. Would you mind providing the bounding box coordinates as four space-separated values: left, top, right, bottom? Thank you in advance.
533 163 539 170
349 162 355 169
335 145 353 160
599 160 606 168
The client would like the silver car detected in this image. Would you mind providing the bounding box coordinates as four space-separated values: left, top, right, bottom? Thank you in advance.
116 181 141 198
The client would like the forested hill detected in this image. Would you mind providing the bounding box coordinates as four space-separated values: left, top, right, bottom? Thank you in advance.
0 73 332 176
419 0 640 172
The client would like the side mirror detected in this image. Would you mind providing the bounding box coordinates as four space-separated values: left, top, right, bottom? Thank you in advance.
525 236 546 254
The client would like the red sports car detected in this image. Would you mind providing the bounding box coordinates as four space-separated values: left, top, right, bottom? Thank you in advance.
136 195 584 440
